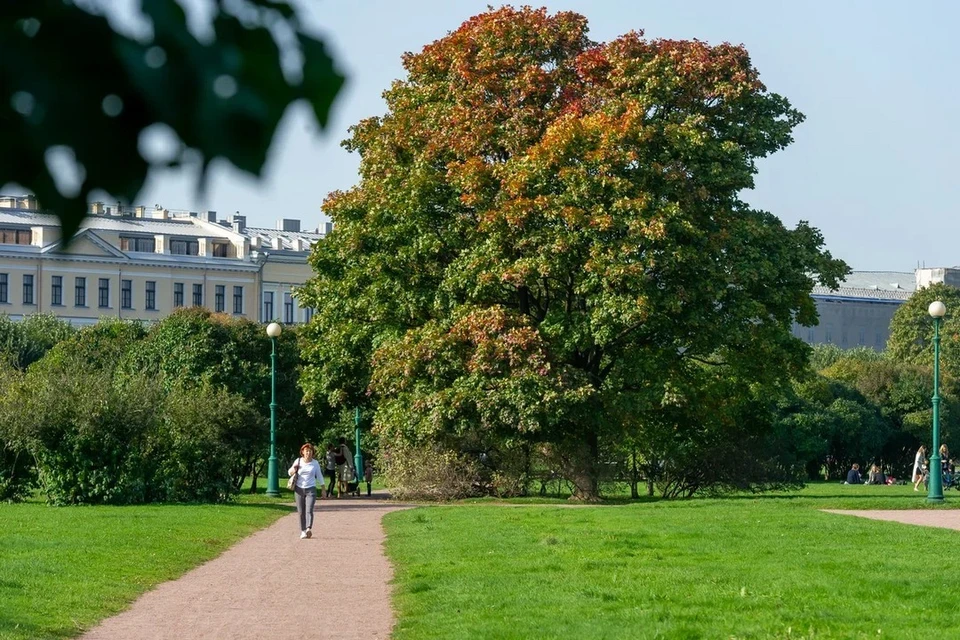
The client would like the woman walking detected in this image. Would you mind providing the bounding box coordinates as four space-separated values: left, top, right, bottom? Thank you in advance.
913 445 928 492
288 443 322 539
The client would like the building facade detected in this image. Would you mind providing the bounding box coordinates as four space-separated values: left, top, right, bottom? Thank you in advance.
0 195 327 325
791 271 915 351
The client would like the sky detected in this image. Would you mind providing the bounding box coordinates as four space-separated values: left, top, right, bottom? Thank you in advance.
106 2 960 271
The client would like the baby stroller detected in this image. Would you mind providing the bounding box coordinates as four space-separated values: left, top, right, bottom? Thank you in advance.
340 465 361 497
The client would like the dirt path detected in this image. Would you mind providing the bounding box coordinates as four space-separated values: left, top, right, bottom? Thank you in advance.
823 509 960 531
82 492 412 640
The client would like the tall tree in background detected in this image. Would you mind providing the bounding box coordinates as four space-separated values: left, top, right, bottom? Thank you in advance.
298 6 847 499
1 0 343 239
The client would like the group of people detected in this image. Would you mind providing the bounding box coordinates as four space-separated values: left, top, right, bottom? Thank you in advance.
837 445 957 490
286 439 375 540
911 444 955 491
844 463 893 485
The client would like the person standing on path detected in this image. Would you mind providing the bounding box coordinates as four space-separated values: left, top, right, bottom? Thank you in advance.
288 443 322 539
913 445 927 491
324 443 337 498
336 437 355 498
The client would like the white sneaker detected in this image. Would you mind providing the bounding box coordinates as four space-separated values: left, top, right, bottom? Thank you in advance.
305 528 312 539
300 531 307 539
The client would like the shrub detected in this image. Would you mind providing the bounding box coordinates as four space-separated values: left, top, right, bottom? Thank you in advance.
380 442 482 501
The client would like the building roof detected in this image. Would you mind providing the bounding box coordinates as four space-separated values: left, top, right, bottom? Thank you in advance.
812 270 915 301
80 216 237 238
244 226 324 251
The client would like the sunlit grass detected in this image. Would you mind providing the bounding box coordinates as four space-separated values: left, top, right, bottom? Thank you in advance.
386 482 960 639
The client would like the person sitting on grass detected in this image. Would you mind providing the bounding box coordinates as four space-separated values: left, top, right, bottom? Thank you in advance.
867 464 885 485
844 463 862 485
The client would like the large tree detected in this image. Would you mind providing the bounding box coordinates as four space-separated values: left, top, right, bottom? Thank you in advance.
298 6 847 499
1 0 343 239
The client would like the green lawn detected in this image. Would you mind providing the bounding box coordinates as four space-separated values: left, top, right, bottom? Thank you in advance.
0 496 293 640
385 482 960 639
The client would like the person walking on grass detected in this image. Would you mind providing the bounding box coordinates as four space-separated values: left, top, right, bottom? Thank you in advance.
913 445 927 492
288 443 322 539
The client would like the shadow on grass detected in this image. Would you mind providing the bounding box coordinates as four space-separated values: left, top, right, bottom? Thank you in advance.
710 492 929 501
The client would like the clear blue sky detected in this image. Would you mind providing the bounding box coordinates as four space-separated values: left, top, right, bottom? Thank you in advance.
135 1 960 272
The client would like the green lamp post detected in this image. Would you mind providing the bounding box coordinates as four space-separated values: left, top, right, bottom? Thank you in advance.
265 322 282 497
927 300 946 504
354 407 363 484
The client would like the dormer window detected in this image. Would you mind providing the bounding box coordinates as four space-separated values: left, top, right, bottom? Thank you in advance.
171 239 199 255
212 242 229 257
0 229 31 245
120 236 156 252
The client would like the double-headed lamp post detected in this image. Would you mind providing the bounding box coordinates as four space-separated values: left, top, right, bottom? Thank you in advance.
928 300 946 503
265 322 282 497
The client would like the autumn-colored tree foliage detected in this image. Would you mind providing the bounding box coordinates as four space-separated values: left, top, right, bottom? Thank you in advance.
298 7 847 499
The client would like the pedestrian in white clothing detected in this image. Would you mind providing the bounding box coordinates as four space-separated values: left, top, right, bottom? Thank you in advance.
288 443 322 539
913 445 928 492
336 437 355 498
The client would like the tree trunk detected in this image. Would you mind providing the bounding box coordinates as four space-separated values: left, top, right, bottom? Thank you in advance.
630 447 640 499
567 432 601 502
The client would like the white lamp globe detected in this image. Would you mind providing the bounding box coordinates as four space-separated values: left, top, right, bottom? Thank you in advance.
266 322 282 338
929 301 947 319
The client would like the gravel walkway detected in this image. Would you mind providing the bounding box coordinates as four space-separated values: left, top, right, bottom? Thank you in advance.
82 492 411 640
823 509 960 530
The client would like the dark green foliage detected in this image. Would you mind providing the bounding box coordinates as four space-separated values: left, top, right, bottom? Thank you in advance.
5 311 310 504
1 0 344 240
151 384 263 502
0 313 74 370
27 371 164 505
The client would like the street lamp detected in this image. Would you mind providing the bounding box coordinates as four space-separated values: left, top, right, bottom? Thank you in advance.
928 300 946 503
265 322 282 497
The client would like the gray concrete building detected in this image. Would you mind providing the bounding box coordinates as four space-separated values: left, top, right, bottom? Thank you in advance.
791 271 914 350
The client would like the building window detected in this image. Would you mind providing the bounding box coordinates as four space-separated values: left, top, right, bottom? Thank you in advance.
858 328 866 346
174 282 184 307
263 292 274 321
0 274 8 303
22 274 33 305
215 285 225 313
120 236 156 253
284 292 294 324
807 328 814 342
51 275 62 306
212 243 229 257
876 332 883 348
0 229 31 245
825 327 832 344
75 277 86 307
170 239 199 255
121 279 132 309
233 286 243 314
145 281 156 310
97 278 110 308
193 283 203 307
303 307 314 323
263 291 273 322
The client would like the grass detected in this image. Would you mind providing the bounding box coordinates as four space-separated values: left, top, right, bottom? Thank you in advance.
384 482 960 639
0 493 293 640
